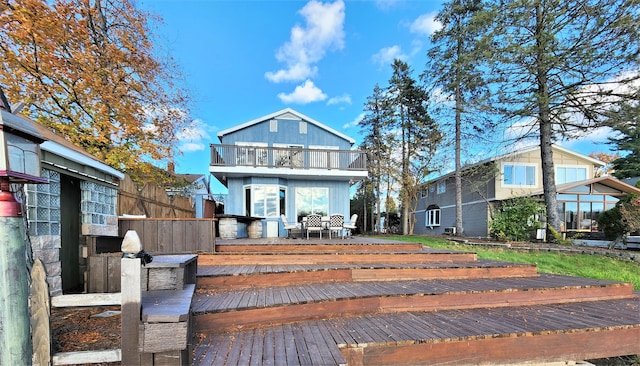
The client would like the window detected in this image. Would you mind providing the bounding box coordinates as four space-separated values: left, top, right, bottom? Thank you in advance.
437 181 446 194
244 185 285 218
269 119 278 132
420 187 429 198
295 187 328 219
556 166 587 184
503 164 536 187
299 121 307 134
426 205 440 227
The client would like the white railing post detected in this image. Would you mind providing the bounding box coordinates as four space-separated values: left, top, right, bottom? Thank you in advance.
121 230 143 366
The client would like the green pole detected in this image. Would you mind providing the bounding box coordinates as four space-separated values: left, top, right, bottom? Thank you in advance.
0 192 32 365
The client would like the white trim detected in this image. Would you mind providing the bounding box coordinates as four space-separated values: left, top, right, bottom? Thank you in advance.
41 141 124 179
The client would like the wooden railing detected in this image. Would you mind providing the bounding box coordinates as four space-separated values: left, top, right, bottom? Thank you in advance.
210 144 367 171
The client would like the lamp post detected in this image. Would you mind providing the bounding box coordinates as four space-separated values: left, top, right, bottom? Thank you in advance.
0 95 47 366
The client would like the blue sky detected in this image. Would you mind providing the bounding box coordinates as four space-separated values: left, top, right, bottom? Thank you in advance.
140 0 614 193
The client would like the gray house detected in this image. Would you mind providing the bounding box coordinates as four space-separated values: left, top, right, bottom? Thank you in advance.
210 108 368 237
413 145 640 238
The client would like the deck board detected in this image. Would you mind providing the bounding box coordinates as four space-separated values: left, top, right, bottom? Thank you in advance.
191 237 640 365
193 298 640 365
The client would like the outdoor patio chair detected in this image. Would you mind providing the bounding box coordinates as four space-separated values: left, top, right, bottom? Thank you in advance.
281 214 299 238
328 214 344 239
343 214 358 237
305 214 323 239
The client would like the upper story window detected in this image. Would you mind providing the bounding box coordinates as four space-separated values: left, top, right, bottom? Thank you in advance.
437 181 446 194
503 163 536 187
269 119 278 132
556 166 587 184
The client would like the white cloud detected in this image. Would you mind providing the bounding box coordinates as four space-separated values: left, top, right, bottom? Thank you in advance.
374 0 401 10
409 12 441 36
265 0 345 83
343 112 364 129
372 45 407 67
180 142 205 152
176 119 211 141
327 94 352 106
176 119 211 152
278 79 328 104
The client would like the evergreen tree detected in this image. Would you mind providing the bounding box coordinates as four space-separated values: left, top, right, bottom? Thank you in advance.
608 101 640 179
359 84 394 234
388 59 441 235
485 0 640 237
424 0 493 236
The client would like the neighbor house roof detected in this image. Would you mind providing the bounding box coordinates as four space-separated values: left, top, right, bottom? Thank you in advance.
217 108 356 145
551 176 640 195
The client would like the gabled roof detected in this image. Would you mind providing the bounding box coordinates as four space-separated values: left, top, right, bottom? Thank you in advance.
217 108 355 145
553 176 640 195
427 144 605 183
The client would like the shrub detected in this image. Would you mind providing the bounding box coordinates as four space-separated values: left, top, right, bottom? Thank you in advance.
490 196 545 241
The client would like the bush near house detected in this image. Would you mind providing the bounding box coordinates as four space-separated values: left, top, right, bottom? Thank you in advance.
490 196 545 241
599 194 640 240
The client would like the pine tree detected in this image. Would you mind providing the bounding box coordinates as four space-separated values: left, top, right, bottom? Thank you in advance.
424 0 493 236
608 102 640 179
388 59 441 235
485 0 640 237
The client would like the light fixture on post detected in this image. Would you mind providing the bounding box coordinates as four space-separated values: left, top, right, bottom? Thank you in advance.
0 90 47 366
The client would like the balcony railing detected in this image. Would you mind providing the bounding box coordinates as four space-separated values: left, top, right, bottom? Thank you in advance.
210 144 367 171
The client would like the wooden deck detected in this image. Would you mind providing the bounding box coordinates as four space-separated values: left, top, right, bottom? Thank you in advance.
191 237 640 365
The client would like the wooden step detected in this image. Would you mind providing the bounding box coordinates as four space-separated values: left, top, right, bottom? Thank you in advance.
193 275 636 332
197 250 477 266
196 260 539 290
193 297 640 365
215 242 424 253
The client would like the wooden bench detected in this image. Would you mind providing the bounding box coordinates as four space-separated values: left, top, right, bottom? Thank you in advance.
121 245 198 366
140 284 195 355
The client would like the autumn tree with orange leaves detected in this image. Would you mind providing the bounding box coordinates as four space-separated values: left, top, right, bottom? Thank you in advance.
0 0 193 187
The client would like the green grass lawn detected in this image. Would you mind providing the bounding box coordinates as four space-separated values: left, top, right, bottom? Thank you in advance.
383 235 640 291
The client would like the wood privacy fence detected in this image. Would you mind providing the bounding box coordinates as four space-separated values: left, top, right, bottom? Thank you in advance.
118 175 194 218
87 218 216 293
119 218 216 254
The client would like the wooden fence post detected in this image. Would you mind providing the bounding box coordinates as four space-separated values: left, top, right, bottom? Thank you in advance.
121 230 143 366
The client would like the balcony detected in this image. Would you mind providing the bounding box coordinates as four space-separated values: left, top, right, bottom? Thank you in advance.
209 144 368 184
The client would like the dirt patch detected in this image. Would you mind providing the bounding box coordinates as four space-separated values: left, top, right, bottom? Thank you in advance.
51 305 120 353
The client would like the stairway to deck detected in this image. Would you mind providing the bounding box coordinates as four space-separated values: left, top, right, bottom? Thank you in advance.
192 238 640 365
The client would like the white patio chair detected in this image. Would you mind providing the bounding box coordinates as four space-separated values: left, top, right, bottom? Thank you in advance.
343 214 358 238
305 214 323 239
328 214 344 239
281 214 299 238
